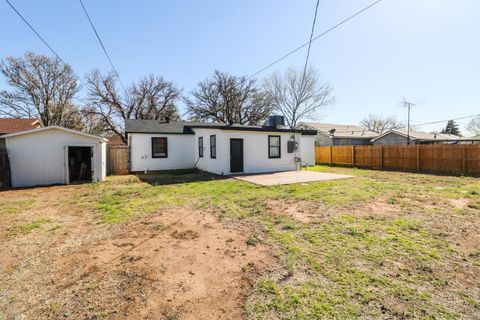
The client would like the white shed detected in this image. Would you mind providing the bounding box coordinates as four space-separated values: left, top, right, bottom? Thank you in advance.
3 126 107 188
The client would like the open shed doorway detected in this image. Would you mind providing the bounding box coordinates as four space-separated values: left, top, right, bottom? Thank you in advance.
68 146 93 184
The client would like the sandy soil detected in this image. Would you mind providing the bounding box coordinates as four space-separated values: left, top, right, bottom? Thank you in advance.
0 186 274 320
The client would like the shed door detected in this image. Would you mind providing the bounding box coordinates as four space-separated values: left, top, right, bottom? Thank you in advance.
230 139 244 173
68 146 93 183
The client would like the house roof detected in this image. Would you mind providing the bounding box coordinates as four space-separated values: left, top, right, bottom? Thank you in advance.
372 129 463 142
1 126 108 142
106 135 126 146
0 118 41 134
299 122 378 139
125 120 318 135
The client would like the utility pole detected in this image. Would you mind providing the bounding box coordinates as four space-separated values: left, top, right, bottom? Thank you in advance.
402 98 416 145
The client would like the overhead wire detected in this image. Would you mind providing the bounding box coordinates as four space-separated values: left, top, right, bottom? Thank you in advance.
3 0 86 86
79 0 128 94
245 0 385 81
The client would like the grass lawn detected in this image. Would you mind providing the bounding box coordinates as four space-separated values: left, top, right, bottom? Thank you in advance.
1 166 479 319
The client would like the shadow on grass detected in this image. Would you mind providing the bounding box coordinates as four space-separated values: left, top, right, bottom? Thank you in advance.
136 168 228 186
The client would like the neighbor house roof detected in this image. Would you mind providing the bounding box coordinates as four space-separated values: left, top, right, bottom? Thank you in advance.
106 135 126 146
299 122 378 139
0 118 41 135
372 129 463 142
1 126 108 142
125 120 317 135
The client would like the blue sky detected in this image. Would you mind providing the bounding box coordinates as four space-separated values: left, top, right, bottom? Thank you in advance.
1 0 479 135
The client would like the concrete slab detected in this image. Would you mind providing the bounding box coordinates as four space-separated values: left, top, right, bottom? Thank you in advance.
233 171 353 186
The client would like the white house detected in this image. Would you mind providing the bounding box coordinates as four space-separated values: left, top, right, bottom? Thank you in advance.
126 117 317 175
2 126 107 188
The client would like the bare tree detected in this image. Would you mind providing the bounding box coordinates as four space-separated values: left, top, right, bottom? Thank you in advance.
185 70 274 125
85 70 180 142
0 52 82 128
264 66 334 129
80 111 110 136
360 114 405 133
466 116 480 135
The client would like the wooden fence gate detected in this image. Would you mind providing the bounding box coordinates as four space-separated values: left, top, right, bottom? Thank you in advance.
107 145 129 175
316 145 480 177
0 149 11 189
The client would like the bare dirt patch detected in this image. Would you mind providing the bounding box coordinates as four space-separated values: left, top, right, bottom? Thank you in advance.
52 209 272 319
265 199 328 223
0 186 275 320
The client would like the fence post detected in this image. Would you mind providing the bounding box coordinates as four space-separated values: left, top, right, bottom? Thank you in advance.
380 146 384 169
351 146 355 167
416 145 420 172
462 147 466 175
329 146 333 165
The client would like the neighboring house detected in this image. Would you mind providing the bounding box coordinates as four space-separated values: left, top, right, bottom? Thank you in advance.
125 117 317 175
372 129 465 145
0 118 41 135
297 122 378 146
2 126 107 188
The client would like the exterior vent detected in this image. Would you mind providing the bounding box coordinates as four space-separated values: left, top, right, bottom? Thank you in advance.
268 115 285 128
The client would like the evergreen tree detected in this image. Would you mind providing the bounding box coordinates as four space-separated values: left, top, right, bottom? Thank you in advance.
441 120 462 136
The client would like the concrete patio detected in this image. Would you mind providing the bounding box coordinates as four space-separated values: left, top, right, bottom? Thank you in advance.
233 170 353 186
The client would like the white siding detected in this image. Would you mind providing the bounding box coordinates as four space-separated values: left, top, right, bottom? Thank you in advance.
193 129 297 174
193 129 225 175
129 133 195 172
6 128 106 188
299 135 315 166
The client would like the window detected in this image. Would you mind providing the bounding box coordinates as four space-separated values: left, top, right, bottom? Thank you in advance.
268 135 281 158
198 137 204 158
151 137 167 158
210 135 216 159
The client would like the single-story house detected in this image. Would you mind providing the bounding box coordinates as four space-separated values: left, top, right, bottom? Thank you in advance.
0 118 41 136
372 129 465 145
125 117 317 175
297 122 378 146
2 126 107 188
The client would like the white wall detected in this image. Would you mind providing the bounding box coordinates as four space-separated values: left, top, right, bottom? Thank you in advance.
6 129 106 188
129 129 314 175
299 135 315 166
129 133 195 172
193 128 225 175
193 129 298 174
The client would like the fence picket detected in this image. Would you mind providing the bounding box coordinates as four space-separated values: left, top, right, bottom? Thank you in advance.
107 146 129 175
315 145 480 177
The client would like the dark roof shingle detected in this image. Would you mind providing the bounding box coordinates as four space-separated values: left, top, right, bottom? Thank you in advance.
125 120 317 135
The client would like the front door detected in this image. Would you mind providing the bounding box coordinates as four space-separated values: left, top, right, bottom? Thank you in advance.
230 139 244 173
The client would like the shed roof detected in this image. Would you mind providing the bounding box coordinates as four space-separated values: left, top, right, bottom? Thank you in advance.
299 122 378 139
125 120 317 135
1 126 108 142
0 118 41 134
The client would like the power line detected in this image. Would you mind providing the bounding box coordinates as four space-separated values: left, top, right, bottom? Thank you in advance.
246 0 385 80
413 114 480 127
3 0 66 64
3 0 85 86
331 114 480 134
301 0 321 81
79 0 127 94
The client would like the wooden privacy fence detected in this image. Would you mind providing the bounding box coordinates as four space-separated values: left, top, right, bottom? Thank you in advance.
315 145 480 176
0 150 11 189
107 145 129 175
